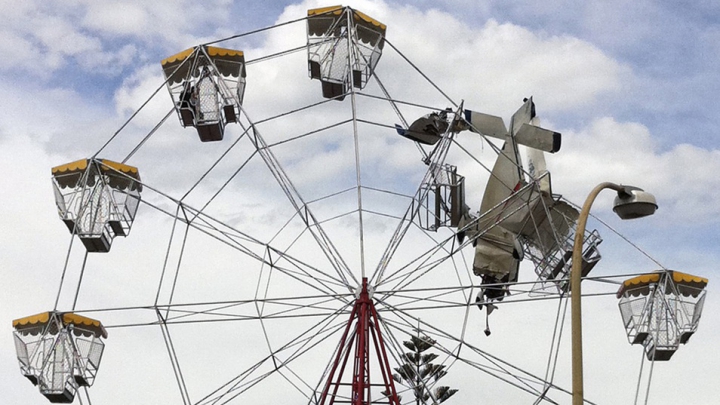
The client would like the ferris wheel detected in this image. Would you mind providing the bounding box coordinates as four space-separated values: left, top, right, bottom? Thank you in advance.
11 6 708 405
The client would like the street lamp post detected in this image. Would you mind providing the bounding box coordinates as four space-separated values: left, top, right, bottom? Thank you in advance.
571 182 658 405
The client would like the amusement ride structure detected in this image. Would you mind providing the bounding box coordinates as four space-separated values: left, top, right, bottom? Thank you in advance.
11 6 708 405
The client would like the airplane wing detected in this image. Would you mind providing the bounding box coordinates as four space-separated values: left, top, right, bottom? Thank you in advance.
395 113 449 145
463 110 507 139
519 197 579 255
464 107 560 153
395 122 440 145
510 97 535 136
515 123 561 153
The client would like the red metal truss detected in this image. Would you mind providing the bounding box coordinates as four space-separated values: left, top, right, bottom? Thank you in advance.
319 278 401 405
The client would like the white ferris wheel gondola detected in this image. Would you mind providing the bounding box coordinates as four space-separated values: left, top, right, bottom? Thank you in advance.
51 158 142 253
307 6 386 100
617 270 708 361
13 311 108 403
161 45 247 142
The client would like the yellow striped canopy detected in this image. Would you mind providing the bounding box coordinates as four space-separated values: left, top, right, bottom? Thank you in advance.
13 311 108 339
307 6 386 47
161 46 246 84
617 271 708 298
52 158 142 191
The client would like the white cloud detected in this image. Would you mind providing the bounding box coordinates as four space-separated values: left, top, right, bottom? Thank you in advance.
0 1 233 79
379 12 629 114
81 2 152 36
550 117 720 225
113 64 169 122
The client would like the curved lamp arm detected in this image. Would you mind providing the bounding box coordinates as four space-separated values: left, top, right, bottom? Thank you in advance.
571 182 657 404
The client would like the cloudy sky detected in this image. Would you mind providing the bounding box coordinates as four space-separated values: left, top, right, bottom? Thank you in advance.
1 0 718 404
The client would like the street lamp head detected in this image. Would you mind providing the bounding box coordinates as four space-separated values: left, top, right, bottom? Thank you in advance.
612 186 658 220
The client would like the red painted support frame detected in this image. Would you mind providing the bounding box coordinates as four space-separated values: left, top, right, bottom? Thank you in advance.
319 278 401 405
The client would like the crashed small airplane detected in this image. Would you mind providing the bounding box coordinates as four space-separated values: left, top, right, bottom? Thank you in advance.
396 97 601 336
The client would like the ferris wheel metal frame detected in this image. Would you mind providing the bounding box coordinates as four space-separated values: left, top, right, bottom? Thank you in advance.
10 6 707 405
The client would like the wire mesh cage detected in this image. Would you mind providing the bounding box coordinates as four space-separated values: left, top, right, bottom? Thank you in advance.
413 163 466 231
